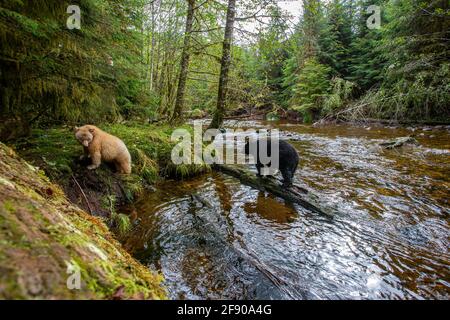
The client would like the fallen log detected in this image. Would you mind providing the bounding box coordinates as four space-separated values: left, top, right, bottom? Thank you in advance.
213 164 337 217
379 136 419 149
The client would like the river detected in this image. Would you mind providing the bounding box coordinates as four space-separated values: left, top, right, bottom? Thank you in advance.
121 121 450 299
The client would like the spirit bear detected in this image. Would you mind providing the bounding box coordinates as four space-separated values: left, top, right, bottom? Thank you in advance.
74 125 132 174
244 138 299 187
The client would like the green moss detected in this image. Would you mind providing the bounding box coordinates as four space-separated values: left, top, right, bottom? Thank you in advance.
121 175 144 202
3 200 16 213
111 212 132 236
13 128 77 181
0 202 21 238
0 140 167 299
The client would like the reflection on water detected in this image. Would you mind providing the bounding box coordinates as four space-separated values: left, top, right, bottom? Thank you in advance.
122 122 450 299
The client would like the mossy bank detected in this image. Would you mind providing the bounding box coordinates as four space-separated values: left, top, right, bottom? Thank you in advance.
0 143 166 299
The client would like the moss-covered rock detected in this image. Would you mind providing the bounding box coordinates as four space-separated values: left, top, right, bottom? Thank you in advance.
0 143 166 299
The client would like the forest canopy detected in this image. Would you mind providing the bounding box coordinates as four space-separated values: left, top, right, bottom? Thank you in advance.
1 0 449 140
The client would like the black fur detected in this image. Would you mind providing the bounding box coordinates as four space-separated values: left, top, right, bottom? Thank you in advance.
244 138 299 187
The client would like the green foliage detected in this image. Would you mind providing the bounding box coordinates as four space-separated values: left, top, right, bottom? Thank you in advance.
279 0 449 121
375 0 450 119
322 77 356 114
281 49 300 108
282 0 331 120
106 194 132 236
190 108 205 118
253 4 289 105
0 0 154 140
319 0 353 78
356 62 450 120
289 58 331 122
1 0 448 129
266 111 280 121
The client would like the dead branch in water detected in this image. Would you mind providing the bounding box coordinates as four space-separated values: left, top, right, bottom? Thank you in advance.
213 164 337 217
379 136 419 149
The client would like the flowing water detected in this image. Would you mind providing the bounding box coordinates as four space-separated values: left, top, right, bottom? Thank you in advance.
122 121 450 299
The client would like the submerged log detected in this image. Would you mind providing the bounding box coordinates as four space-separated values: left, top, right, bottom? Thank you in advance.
213 164 337 217
379 136 419 149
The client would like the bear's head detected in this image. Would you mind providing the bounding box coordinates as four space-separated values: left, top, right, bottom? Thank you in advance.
74 125 96 147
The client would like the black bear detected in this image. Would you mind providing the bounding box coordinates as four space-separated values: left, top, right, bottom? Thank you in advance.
244 138 299 187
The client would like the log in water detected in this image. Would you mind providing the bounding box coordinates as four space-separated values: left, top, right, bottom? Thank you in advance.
379 136 419 149
213 164 337 217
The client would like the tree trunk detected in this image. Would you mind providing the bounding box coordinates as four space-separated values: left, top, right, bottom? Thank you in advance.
149 1 155 91
209 0 237 129
153 6 161 92
171 0 196 123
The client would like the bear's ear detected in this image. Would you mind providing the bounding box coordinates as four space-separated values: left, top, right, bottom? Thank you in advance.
73 126 79 133
88 128 95 134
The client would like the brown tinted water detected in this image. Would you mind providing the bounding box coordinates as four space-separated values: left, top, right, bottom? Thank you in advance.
122 121 450 299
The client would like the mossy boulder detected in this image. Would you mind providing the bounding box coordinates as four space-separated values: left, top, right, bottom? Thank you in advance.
0 143 166 299
190 108 206 119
